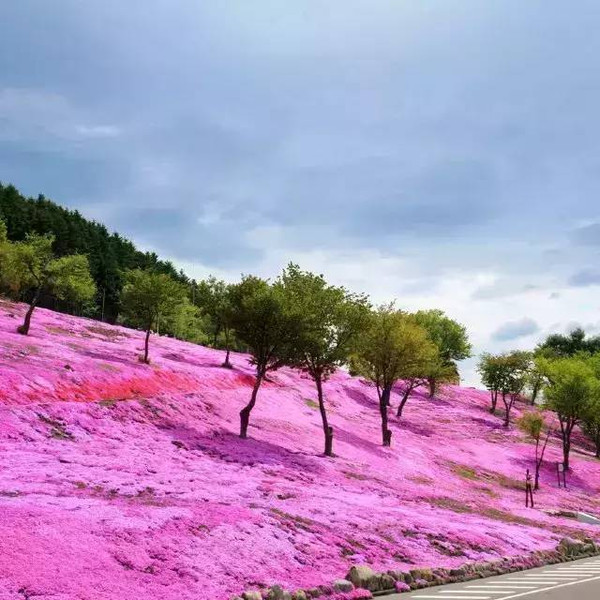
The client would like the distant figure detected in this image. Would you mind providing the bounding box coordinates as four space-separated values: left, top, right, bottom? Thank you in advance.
525 469 534 508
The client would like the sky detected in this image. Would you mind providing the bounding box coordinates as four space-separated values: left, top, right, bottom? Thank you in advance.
1 1 600 386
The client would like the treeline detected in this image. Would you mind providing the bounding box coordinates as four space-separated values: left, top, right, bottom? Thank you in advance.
478 328 600 482
0 183 189 321
0 216 471 456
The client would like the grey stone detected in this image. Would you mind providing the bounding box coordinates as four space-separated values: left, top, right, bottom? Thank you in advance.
346 564 375 588
333 579 354 592
242 592 262 600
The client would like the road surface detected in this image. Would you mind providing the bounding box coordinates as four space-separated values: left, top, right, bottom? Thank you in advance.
387 556 600 599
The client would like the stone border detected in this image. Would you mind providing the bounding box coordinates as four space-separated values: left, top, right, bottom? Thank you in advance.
232 538 599 600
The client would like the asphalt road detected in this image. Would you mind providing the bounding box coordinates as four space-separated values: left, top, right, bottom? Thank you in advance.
386 556 600 599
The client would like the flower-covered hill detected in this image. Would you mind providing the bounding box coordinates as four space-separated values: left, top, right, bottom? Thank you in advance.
0 300 599 600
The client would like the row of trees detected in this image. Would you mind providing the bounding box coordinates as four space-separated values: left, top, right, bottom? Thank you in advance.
0 226 472 457
0 183 189 322
478 335 600 472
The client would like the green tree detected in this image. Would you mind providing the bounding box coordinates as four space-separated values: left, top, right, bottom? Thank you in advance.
280 264 369 456
353 306 437 446
195 277 237 367
582 395 600 459
477 353 504 413
540 356 597 470
6 233 95 334
518 411 552 490
537 327 600 357
413 309 471 397
120 269 187 363
498 351 531 427
230 275 301 439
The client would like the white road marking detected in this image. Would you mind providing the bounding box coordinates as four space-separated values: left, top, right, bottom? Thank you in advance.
467 586 538 590
434 592 503 595
412 596 491 600
501 580 558 584
493 574 600 600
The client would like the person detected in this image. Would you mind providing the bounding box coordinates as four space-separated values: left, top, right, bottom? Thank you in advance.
525 469 534 508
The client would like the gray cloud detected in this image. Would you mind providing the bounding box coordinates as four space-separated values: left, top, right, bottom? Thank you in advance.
568 269 600 288
492 318 540 342
571 223 600 246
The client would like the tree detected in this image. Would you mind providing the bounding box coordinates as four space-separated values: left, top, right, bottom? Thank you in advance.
353 306 437 446
5 233 96 334
518 411 552 490
194 277 237 367
413 309 471 397
120 269 187 363
537 327 600 357
540 356 597 470
229 275 301 439
280 264 369 456
477 353 504 413
498 351 530 427
582 395 600 459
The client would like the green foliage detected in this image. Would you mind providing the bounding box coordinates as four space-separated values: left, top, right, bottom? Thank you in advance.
0 183 189 321
194 276 238 364
279 263 370 455
517 411 546 442
539 355 598 469
120 269 188 362
281 264 370 381
354 306 437 393
353 305 438 445
413 309 471 365
2 232 96 334
229 275 303 438
536 327 600 358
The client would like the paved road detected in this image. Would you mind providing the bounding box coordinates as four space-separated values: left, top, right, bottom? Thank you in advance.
386 556 600 599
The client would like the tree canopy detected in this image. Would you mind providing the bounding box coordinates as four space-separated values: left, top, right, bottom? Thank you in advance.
120 269 188 363
280 264 370 456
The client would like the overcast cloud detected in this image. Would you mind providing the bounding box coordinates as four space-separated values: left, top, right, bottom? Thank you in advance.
1 1 600 386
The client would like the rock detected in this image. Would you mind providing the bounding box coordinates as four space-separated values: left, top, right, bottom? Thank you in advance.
333 580 354 592
291 591 307 600
558 537 582 557
306 588 321 598
378 574 395 590
450 567 465 577
267 585 291 600
242 592 262 600
347 565 375 589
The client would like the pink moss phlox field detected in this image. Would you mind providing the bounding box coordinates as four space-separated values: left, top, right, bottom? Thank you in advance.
1 301 600 600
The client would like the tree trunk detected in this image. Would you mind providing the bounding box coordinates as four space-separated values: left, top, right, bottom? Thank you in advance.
563 438 570 471
428 378 436 398
17 288 41 335
240 370 264 439
380 387 392 446
490 390 498 413
143 329 151 363
397 387 411 418
502 393 511 427
316 376 334 456
222 347 232 368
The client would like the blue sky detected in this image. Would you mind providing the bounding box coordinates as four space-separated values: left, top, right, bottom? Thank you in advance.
1 1 600 385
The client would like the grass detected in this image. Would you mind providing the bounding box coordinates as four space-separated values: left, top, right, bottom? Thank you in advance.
304 398 319 409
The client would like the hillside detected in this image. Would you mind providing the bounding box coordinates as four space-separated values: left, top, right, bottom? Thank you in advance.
0 300 599 600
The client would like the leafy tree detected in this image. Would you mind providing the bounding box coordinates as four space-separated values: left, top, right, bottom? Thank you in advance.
498 351 530 427
518 411 552 490
194 277 237 367
582 395 600 459
229 275 301 439
168 298 208 344
477 353 504 413
120 269 188 363
5 233 96 335
537 327 600 357
413 309 471 397
353 306 437 446
280 264 370 456
540 356 597 470
0 183 189 322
